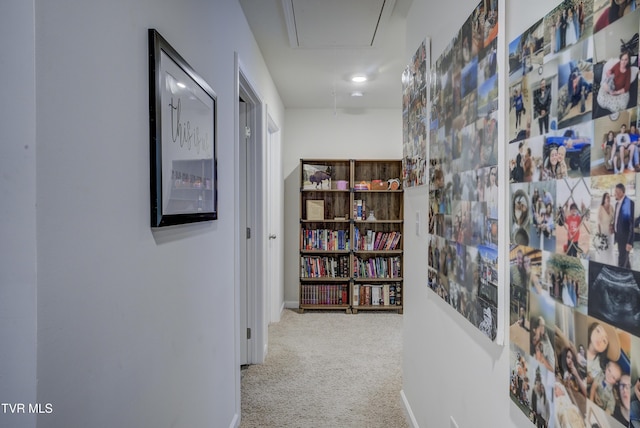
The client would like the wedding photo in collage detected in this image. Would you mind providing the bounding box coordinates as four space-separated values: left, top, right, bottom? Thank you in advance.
507 1 640 427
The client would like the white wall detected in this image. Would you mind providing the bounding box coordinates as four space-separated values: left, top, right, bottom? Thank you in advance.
0 1 37 428
282 109 402 305
402 0 560 427
0 1 283 427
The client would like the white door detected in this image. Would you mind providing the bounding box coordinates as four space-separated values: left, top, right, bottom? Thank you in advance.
266 115 283 323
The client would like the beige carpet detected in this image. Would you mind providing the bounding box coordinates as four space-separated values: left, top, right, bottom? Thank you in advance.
240 309 409 428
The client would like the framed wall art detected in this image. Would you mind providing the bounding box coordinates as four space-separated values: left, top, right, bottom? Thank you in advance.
148 28 218 227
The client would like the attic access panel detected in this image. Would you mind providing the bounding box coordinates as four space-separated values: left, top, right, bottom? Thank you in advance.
283 0 395 48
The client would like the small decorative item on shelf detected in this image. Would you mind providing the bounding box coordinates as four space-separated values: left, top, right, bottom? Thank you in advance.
371 180 386 190
336 180 348 190
367 210 376 221
387 178 400 190
354 181 370 190
306 200 325 220
303 164 332 190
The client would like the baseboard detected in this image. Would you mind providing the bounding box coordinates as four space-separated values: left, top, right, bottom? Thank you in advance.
400 389 419 428
284 300 298 309
228 413 240 428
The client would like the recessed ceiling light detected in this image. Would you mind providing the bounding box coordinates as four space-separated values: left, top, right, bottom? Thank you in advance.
351 91 364 97
351 75 367 83
177 82 186 88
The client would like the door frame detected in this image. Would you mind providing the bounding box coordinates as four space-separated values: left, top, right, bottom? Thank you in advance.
234 53 266 367
266 110 283 324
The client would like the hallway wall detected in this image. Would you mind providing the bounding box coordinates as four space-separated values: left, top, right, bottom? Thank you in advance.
2 1 283 427
0 2 37 428
402 0 560 427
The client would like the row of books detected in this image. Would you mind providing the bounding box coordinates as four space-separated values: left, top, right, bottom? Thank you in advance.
353 284 402 306
353 199 367 220
300 229 350 251
300 255 350 278
300 284 348 306
353 256 402 279
354 229 402 251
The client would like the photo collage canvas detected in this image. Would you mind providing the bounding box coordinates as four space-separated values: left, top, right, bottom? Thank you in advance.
403 39 428 187
508 1 640 427
427 0 500 341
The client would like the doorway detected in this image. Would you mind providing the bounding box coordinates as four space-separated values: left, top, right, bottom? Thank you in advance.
237 57 265 366
266 113 283 323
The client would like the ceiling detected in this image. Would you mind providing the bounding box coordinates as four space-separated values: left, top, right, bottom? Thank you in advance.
238 0 413 110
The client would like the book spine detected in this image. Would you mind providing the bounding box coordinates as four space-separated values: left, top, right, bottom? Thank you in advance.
383 284 390 306
374 232 382 250
384 232 395 250
392 232 402 250
372 285 381 305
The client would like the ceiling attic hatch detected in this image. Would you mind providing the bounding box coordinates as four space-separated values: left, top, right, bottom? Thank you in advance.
282 0 396 48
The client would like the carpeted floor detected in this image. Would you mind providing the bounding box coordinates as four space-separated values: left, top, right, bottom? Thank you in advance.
240 309 409 428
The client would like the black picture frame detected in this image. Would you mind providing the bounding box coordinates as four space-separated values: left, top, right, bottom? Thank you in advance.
148 28 218 227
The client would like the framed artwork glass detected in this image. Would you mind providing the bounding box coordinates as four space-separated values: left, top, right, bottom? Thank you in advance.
148 28 218 227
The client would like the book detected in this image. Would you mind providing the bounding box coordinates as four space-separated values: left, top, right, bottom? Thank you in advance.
373 232 383 250
371 285 382 305
383 232 394 250
363 285 371 305
366 230 373 250
356 200 363 220
395 284 402 305
390 232 402 250
352 284 359 307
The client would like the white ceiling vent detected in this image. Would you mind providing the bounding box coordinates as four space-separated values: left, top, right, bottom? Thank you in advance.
282 0 396 48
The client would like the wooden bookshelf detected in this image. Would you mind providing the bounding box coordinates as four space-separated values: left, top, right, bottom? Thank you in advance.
299 159 403 314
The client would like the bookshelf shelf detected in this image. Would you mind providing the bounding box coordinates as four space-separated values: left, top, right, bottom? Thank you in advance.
299 158 403 314
351 305 402 314
353 250 403 255
299 304 351 314
300 250 351 254
300 220 351 225
354 219 404 224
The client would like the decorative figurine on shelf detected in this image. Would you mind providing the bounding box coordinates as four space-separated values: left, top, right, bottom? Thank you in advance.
371 179 386 190
388 178 400 190
367 211 377 221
